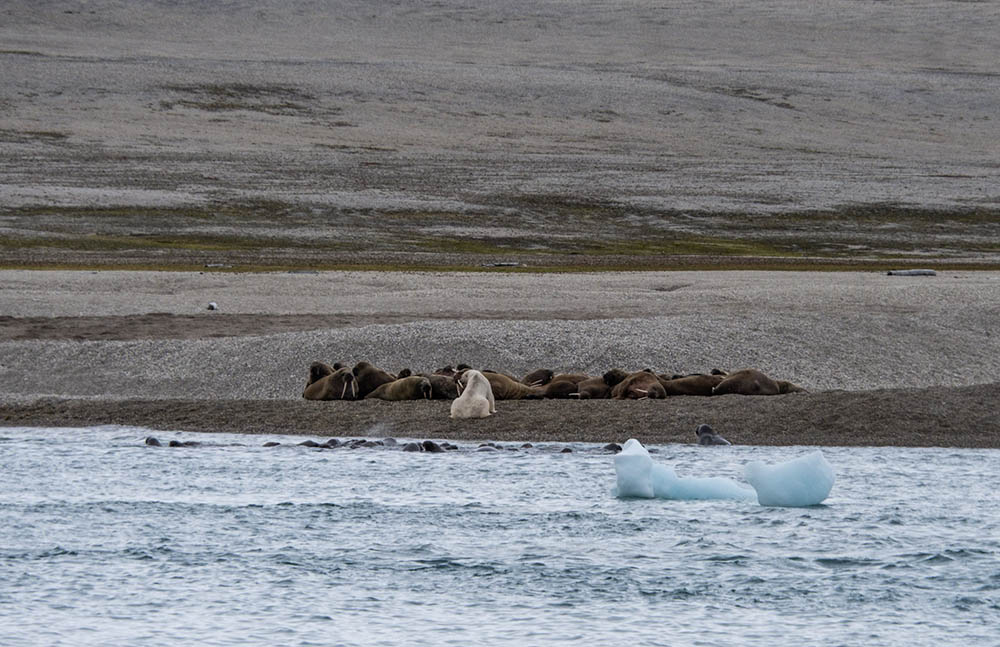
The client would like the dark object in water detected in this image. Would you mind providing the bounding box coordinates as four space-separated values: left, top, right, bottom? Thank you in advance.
422 440 445 453
144 436 161 446
696 424 732 446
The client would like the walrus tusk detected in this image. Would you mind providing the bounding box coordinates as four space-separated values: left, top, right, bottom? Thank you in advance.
635 388 648 394
351 380 356 400
341 381 348 400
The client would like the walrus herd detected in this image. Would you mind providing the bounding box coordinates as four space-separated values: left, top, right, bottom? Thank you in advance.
303 361 807 413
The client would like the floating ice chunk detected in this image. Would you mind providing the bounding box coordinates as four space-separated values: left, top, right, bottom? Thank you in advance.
614 439 754 501
613 439 655 498
650 463 756 501
744 450 835 507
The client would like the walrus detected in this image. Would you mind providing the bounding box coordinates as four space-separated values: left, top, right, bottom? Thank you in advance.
365 376 433 401
450 369 495 419
477 370 545 400
305 361 343 387
712 369 807 396
611 370 666 399
543 378 582 398
696 423 731 446
551 373 590 385
303 364 358 400
542 373 593 398
657 373 725 396
352 361 398 398
418 373 459 399
577 369 628 399
434 363 471 378
522 368 554 386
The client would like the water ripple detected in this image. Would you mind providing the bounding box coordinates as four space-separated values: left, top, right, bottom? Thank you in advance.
1 427 998 646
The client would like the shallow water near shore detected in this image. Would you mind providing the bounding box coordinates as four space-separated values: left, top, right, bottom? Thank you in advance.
2 426 998 646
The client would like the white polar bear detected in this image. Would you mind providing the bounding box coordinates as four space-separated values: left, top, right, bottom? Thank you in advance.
450 369 496 419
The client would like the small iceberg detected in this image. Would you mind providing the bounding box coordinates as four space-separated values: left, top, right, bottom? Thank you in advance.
650 464 756 501
744 450 835 507
614 439 754 502
614 440 834 507
614 439 655 498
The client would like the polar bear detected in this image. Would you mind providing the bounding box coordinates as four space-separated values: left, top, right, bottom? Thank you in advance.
450 369 496 419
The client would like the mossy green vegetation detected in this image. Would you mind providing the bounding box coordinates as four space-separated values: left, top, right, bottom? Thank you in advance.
158 83 318 115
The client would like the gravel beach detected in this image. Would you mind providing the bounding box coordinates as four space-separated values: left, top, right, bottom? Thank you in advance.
2 269 998 448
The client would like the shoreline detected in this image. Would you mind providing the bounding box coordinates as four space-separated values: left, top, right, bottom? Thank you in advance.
4 382 998 449
3 269 998 449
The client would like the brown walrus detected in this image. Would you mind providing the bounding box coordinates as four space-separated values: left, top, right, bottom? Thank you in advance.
352 361 398 398
433 363 471 378
365 376 433 401
656 373 726 396
611 370 666 399
475 370 545 399
577 369 629 399
551 373 590 385
522 368 555 386
540 373 592 398
303 363 358 400
419 373 459 399
305 361 343 387
711 369 807 396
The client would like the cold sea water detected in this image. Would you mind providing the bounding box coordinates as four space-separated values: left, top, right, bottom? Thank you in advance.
1 427 998 647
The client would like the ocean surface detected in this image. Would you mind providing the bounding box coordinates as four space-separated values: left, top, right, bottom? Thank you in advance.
1 426 998 647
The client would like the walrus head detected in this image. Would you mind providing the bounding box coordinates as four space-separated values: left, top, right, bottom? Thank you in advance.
352 361 397 398
523 368 555 386
543 379 579 399
777 380 807 394
302 366 358 400
602 368 628 387
307 361 337 386
696 423 731 445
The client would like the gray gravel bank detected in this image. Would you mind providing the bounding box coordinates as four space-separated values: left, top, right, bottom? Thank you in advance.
2 270 998 401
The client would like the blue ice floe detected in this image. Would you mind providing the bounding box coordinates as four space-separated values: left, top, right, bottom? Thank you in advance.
614 439 834 507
